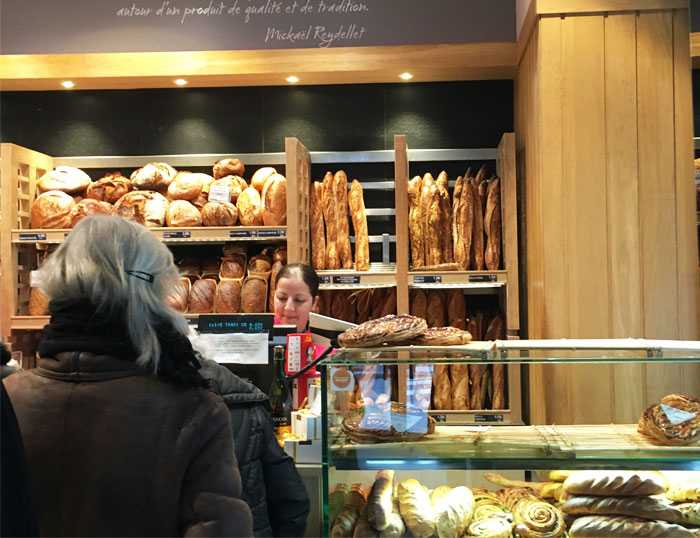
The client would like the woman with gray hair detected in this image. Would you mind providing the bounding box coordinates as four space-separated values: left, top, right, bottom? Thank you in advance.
3 215 253 537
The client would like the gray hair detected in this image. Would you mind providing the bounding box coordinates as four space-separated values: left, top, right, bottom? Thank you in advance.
40 214 188 371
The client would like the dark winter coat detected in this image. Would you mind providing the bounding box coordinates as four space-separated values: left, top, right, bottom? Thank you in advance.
4 352 253 537
199 359 310 537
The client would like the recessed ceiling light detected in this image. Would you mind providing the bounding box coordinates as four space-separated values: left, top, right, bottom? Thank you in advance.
61 81 75 89
399 72 414 80
174 78 188 86
286 76 299 83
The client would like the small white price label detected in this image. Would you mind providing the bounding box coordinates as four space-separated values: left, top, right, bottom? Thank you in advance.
30 270 42 287
661 404 697 425
208 185 231 203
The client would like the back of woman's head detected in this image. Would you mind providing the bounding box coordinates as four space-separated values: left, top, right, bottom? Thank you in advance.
40 214 187 369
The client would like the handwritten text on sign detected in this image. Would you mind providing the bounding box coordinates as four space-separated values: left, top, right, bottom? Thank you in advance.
1 0 515 54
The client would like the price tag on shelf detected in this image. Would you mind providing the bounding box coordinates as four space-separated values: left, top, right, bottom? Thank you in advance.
230 229 257 238
469 274 497 283
208 185 231 203
318 276 331 284
413 275 441 284
332 276 361 284
19 233 46 241
258 229 286 237
474 414 504 422
163 231 191 239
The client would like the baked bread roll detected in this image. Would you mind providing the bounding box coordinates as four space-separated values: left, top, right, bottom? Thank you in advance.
397 478 436 538
561 495 682 523
484 178 502 270
200 201 238 226
433 486 475 538
237 187 263 226
261 173 287 225
569 515 697 538
166 200 202 227
215 279 242 313
130 162 176 192
209 176 245 204
638 393 700 446
675 502 700 525
331 483 368 538
409 289 428 320
167 171 203 201
113 190 169 227
408 175 424 268
241 276 267 313
563 471 669 496
220 254 246 279
31 190 76 228
349 180 370 271
366 470 394 531
310 181 326 270
338 314 428 348
334 171 353 270
29 287 50 316
37 166 91 194
213 158 244 180
188 279 216 313
86 173 132 203
666 483 700 502
322 171 341 269
165 278 190 313
250 167 276 192
69 198 112 227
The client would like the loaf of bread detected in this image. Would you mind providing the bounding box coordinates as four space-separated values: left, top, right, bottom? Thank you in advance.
31 190 76 228
165 278 191 313
130 162 177 192
450 362 470 410
248 254 272 275
237 187 263 226
379 498 405 538
561 495 682 523
470 179 484 270
349 180 370 271
250 167 276 192
427 185 442 266
451 177 463 262
241 276 268 313
366 470 394 531
569 515 697 538
210 176 245 204
333 171 353 270
215 279 242 313
484 178 502 270
166 200 202 227
331 483 368 538
86 173 132 203
322 171 341 269
167 171 204 201
268 260 284 313
337 314 428 348
378 287 397 318
432 364 452 410
188 278 216 313
435 172 453 264
177 258 201 281
425 291 446 328
261 173 287 226
564 471 669 496
220 254 246 279
38 166 91 194
433 486 475 538
113 190 169 227
408 175 424 268
409 289 428 320
213 158 245 180
419 175 435 268
469 364 485 410
675 502 700 525
397 478 436 538
201 257 222 279
458 179 476 270
638 394 700 446
352 507 374 538
310 181 326 270
447 289 467 329
330 483 349 529
200 201 238 226
408 326 472 346
29 287 50 316
68 199 112 227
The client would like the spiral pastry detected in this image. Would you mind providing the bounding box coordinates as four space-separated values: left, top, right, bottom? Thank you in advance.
471 488 503 508
512 500 566 538
498 486 540 510
473 503 513 522
467 515 513 538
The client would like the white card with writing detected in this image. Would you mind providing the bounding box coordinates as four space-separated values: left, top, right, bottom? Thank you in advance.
661 404 697 425
30 270 43 287
203 332 268 364
208 185 231 203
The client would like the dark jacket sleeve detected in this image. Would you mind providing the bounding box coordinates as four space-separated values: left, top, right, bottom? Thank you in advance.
260 409 310 538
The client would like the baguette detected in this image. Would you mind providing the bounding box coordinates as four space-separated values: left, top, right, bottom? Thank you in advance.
450 363 470 410
446 289 467 330
378 287 397 318
427 184 441 266
322 171 341 269
563 471 669 497
569 515 697 538
334 171 354 270
436 171 453 264
311 181 326 270
370 288 386 320
452 177 464 265
349 179 370 271
410 289 428 320
420 174 435 269
470 179 484 270
484 178 502 270
469 364 484 410
484 313 506 408
432 364 452 410
408 175 424 268
426 291 446 328
458 179 475 270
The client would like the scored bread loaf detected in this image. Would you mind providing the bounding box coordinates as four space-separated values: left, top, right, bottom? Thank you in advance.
31 190 76 229
397 478 436 538
167 171 204 201
446 289 467 330
310 181 326 270
425 291 446 328
166 200 202 227
165 278 191 313
470 178 484 270
38 166 92 194
333 171 353 270
561 495 682 523
237 187 263 226
451 177 464 265
459 179 476 270
69 198 112 227
130 162 176 192
450 363 470 410
563 471 669 496
569 515 697 538
250 167 276 192
261 173 287 226
427 185 442 266
419 176 435 269
349 179 369 271
268 260 284 313
86 173 132 203
469 364 485 410
432 364 452 410
322 172 341 270
200 201 238 226
484 178 502 270
366 470 394 531
241 276 268 313
408 175 424 268
220 255 246 279
378 287 397 318
188 279 217 313
113 190 169 227
213 158 245 180
215 279 242 313
435 171 453 264
409 289 428 320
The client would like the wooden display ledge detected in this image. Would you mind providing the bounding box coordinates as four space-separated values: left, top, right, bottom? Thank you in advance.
407 270 507 289
428 408 520 426
11 226 287 244
317 263 397 289
10 316 50 331
329 424 700 470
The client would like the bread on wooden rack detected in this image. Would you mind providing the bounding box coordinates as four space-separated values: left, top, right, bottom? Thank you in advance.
333 171 354 270
349 179 369 271
310 181 326 270
484 177 502 270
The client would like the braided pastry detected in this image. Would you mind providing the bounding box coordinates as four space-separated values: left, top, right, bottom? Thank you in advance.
512 499 566 538
638 393 700 445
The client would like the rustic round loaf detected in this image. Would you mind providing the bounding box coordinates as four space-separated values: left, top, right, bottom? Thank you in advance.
31 190 76 228
213 158 245 179
237 187 263 226
210 176 245 203
38 166 91 194
337 314 428 348
165 200 202 227
86 172 132 203
200 201 238 226
113 190 169 227
69 198 112 227
637 394 700 446
261 173 287 226
250 167 277 192
167 171 203 201
130 162 177 192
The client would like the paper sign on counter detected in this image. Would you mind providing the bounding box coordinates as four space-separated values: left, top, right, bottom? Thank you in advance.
202 332 269 364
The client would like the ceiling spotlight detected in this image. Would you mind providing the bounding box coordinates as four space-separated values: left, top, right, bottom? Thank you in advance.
286 76 299 83
174 78 188 86
61 81 75 89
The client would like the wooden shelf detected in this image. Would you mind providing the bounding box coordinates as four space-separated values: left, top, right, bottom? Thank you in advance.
10 316 50 331
317 263 396 289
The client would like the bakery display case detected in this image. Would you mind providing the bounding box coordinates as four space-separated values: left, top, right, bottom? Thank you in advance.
320 340 700 536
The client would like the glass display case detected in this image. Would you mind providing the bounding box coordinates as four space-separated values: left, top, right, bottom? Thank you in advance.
319 340 700 537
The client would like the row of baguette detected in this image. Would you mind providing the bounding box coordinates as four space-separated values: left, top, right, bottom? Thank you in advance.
29 159 287 229
329 470 700 538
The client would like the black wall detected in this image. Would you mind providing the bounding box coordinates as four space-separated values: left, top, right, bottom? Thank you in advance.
0 81 513 155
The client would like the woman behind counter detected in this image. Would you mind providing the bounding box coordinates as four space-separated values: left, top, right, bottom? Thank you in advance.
4 215 252 537
273 263 320 334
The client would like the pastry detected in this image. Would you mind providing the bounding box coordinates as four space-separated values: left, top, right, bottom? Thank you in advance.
200 201 238 226
337 314 428 348
349 180 370 271
512 500 566 538
130 162 176 192
398 478 437 538
86 172 132 203
237 187 264 226
167 171 203 201
366 470 394 531
666 483 700 502
165 200 202 227
37 166 91 194
31 190 76 228
261 173 287 226
466 515 513 538
569 515 697 538
113 190 169 227
638 393 700 445
213 158 245 180
563 471 669 496
674 502 700 525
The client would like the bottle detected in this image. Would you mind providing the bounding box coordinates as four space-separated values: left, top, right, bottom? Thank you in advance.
268 345 293 439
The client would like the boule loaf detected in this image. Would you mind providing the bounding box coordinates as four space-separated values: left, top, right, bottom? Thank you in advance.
166 200 202 227
209 176 245 204
68 198 112 227
130 162 176 192
31 190 76 229
37 166 91 194
200 201 238 226
250 167 276 192
167 171 203 201
213 157 244 179
261 173 287 226
86 172 131 203
220 254 246 279
237 187 263 226
113 190 169 227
